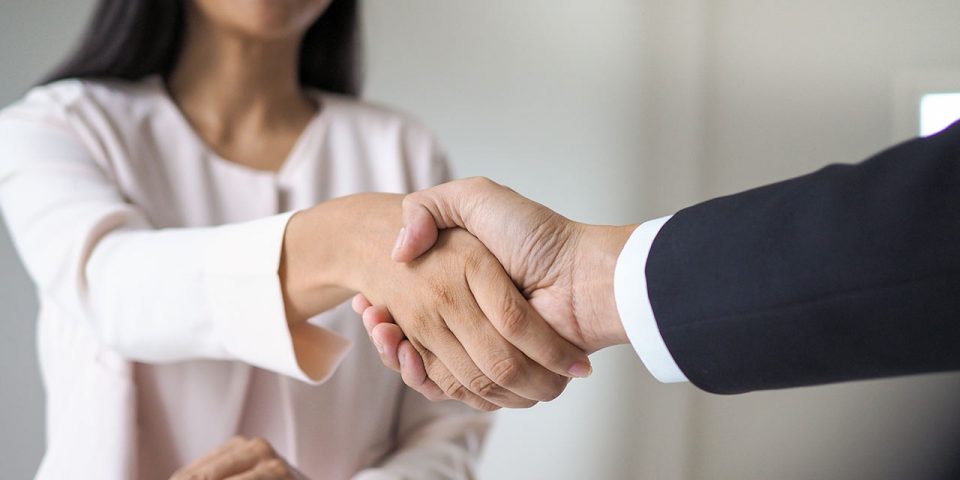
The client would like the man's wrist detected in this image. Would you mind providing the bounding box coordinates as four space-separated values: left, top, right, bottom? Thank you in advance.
571 223 637 351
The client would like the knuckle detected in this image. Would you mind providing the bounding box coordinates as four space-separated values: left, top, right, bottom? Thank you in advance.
418 356 457 401
467 176 495 190
464 245 494 272
406 313 435 342
439 376 470 400
425 362 463 399
428 281 456 307
460 253 483 277
467 373 501 398
247 437 274 457
488 356 525 387
497 299 529 338
261 458 288 475
448 383 471 401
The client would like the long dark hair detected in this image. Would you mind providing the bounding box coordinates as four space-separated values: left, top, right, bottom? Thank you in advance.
42 0 362 96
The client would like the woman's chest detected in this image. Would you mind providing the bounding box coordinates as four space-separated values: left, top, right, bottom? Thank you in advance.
98 128 415 228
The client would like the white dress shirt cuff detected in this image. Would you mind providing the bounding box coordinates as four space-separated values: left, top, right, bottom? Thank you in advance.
614 215 688 383
204 212 351 383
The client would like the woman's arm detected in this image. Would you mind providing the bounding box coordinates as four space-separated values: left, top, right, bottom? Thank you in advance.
0 101 587 406
0 108 347 382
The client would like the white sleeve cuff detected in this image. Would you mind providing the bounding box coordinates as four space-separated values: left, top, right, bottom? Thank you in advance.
614 215 688 383
204 212 352 383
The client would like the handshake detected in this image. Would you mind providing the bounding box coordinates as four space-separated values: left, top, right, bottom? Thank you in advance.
346 177 636 411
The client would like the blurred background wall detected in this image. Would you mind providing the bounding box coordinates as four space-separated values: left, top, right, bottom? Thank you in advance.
1 1 959 479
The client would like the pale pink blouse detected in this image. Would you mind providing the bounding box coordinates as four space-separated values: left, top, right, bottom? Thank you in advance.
0 77 489 480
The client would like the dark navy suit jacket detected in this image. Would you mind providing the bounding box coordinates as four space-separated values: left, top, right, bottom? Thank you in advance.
646 120 960 394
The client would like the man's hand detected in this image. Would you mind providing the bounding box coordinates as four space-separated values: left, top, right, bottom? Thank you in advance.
285 193 589 411
171 436 307 480
354 177 636 403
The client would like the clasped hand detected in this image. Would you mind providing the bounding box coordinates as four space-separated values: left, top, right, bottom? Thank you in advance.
349 179 634 410
282 192 595 411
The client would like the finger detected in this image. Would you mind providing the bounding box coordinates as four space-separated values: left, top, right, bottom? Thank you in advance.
396 340 448 402
469 258 592 381
413 314 537 409
171 436 247 479
371 321 404 371
361 305 392 338
352 294 372 315
392 200 439 263
174 437 274 480
225 458 294 480
394 177 508 263
442 267 568 403
414 345 502 411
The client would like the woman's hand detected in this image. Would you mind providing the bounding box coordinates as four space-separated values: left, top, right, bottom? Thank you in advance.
171 436 306 480
278 193 590 410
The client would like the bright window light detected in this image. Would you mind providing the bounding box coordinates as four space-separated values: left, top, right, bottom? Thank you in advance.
919 93 960 136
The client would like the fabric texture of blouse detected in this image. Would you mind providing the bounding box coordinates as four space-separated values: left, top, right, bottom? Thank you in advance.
0 77 489 480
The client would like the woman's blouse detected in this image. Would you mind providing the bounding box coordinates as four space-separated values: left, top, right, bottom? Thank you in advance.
0 77 488 480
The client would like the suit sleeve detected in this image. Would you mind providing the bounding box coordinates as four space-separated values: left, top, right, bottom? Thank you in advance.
645 120 960 394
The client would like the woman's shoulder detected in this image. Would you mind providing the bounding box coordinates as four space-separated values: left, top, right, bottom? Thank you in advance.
316 92 438 142
315 93 450 188
1 76 162 127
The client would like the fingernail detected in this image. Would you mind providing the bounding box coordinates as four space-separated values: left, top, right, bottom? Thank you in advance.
373 339 384 354
398 352 406 368
393 227 407 253
568 362 592 378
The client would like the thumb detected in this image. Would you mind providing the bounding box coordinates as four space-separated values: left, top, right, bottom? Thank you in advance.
392 199 440 262
392 179 481 262
392 177 508 263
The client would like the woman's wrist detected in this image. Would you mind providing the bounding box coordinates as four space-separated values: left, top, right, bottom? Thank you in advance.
280 193 404 323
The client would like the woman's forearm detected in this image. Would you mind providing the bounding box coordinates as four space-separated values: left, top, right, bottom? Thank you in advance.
280 193 403 323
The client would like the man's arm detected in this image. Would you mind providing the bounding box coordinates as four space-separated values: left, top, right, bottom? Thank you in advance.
363 119 960 400
645 120 960 393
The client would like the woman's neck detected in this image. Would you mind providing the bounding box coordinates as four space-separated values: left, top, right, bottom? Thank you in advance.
167 12 317 142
